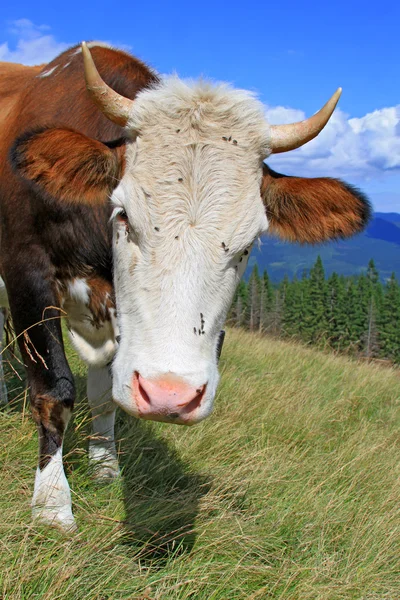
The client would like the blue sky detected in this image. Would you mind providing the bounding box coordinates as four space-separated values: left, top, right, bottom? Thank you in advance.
1 1 399 211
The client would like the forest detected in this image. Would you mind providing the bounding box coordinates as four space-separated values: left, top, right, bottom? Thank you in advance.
229 258 400 363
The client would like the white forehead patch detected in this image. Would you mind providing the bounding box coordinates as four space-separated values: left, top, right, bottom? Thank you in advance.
113 78 270 256
127 77 270 155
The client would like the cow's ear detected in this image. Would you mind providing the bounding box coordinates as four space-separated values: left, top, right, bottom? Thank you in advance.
10 128 125 204
261 164 371 244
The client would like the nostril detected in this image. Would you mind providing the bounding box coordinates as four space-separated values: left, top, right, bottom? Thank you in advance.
180 384 206 414
176 384 206 408
135 371 152 406
138 382 151 405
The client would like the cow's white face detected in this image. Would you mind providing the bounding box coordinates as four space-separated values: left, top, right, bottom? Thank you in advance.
111 79 270 424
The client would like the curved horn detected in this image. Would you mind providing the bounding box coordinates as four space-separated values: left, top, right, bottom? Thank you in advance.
81 41 133 127
268 88 342 154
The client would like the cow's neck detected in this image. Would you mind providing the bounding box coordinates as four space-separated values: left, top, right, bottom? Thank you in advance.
35 196 114 284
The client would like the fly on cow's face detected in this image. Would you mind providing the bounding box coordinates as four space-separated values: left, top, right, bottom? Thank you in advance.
222 242 229 253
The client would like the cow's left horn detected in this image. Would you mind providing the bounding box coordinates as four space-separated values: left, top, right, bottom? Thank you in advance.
81 41 133 127
268 88 342 154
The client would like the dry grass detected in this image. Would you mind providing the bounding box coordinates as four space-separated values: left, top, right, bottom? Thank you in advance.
0 328 399 599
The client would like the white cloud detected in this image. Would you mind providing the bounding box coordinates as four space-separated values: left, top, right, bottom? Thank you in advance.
0 19 68 65
266 102 400 182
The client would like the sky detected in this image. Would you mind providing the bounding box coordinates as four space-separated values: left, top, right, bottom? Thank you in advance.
1 1 399 212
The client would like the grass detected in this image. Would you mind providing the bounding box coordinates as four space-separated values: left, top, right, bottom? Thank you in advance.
0 327 399 599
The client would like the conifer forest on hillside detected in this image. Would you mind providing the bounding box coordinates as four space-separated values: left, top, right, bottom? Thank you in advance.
230 258 400 363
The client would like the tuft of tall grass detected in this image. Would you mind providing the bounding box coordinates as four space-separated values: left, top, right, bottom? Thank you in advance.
1 328 399 599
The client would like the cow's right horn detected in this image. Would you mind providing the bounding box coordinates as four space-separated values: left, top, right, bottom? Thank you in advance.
268 88 342 154
81 41 133 127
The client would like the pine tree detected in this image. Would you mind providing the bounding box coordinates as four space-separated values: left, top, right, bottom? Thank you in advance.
343 279 362 351
356 274 371 352
367 258 379 286
379 274 400 362
259 270 274 333
231 280 248 327
269 288 283 336
362 296 380 359
302 256 327 343
247 265 261 331
283 276 303 338
359 260 382 357
327 272 347 350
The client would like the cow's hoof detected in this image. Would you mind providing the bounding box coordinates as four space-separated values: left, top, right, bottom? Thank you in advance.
32 506 77 534
89 445 120 481
91 460 120 481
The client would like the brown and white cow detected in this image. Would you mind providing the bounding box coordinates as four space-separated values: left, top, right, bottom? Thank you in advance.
0 42 370 531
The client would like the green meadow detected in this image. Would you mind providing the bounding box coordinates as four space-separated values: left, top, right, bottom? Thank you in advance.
1 328 399 599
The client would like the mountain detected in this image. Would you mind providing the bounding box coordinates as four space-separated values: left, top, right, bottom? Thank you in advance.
374 212 400 223
366 217 400 244
246 212 400 282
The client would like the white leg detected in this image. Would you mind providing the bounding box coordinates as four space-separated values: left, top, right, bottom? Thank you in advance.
0 309 8 405
87 365 119 479
32 446 76 531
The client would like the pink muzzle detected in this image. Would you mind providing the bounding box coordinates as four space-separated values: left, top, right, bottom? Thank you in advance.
133 372 206 424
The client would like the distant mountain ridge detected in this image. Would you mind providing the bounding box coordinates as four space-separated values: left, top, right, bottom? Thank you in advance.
247 212 400 282
365 217 400 245
374 212 400 223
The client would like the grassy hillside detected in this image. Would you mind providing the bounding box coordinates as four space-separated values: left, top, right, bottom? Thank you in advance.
1 328 399 599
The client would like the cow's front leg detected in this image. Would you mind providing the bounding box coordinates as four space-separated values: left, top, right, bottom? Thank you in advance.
32 436 75 531
28 335 76 531
87 364 119 480
5 265 76 531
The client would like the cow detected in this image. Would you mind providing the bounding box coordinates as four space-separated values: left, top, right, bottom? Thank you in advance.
0 42 371 531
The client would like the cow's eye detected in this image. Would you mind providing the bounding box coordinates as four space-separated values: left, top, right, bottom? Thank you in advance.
117 210 128 222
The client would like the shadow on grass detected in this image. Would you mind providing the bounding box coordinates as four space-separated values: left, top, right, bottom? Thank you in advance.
117 414 211 562
67 374 212 563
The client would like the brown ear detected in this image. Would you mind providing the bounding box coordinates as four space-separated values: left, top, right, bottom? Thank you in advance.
11 128 125 204
261 164 371 244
